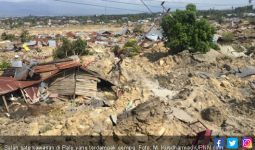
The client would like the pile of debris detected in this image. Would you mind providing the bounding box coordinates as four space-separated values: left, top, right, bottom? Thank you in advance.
0 55 115 114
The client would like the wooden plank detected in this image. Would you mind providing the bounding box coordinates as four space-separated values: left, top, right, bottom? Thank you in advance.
48 70 76 96
73 69 77 99
2 96 9 113
20 89 29 104
75 77 97 97
76 73 100 81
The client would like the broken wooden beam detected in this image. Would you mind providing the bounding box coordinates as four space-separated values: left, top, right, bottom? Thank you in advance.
2 96 9 113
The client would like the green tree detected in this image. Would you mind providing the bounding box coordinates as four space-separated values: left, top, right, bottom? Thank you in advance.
161 4 216 54
122 39 141 57
54 38 88 59
72 38 88 55
20 30 31 43
186 3 197 12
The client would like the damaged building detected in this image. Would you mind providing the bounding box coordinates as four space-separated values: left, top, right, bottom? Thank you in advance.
0 56 115 112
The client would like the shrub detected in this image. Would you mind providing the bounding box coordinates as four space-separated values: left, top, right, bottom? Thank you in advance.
20 30 31 43
1 32 16 41
54 38 88 59
161 4 216 54
0 60 10 70
210 43 220 50
112 45 122 57
222 32 234 42
122 39 141 57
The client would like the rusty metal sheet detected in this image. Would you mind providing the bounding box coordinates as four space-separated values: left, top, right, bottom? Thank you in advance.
0 77 40 95
0 60 81 96
0 77 19 95
33 64 59 73
33 61 80 73
23 85 39 104
55 61 80 70
40 70 59 80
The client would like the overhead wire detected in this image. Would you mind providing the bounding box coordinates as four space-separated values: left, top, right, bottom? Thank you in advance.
54 0 253 14
97 0 253 11
98 0 160 8
143 0 253 6
53 0 148 13
91 0 244 9
140 0 154 13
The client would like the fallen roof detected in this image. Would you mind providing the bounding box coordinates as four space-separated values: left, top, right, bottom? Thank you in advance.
0 77 41 95
0 56 114 96
0 57 81 96
33 60 81 73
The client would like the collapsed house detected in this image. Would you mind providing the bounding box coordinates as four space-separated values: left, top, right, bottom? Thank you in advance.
0 56 114 112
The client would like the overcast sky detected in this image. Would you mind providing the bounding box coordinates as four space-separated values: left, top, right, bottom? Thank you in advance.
0 0 253 16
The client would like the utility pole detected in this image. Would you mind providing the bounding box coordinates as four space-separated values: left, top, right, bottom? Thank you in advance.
139 1 170 44
161 1 171 15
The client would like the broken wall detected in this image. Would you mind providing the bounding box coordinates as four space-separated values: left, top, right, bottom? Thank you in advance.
47 68 76 96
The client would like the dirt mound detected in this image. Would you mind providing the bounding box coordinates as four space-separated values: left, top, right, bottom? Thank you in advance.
1 42 255 138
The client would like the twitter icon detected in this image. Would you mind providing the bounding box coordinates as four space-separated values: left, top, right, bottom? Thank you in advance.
227 138 239 149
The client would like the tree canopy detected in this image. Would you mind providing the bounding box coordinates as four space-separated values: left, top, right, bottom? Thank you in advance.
186 4 197 12
112 39 141 58
20 30 31 43
54 38 88 59
161 4 216 54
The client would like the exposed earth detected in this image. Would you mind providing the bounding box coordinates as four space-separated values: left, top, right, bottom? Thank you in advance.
0 40 255 145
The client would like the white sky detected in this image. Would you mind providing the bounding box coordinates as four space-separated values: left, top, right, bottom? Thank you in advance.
0 0 253 16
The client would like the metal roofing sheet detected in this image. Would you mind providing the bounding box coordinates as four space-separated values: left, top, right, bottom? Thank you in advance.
0 77 19 95
33 60 81 73
0 59 83 95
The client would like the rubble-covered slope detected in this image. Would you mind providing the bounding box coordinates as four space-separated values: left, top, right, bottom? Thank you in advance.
0 43 255 141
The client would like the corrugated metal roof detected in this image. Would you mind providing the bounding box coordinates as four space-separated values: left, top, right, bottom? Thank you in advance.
0 59 82 95
0 77 19 95
33 60 80 73
0 77 41 95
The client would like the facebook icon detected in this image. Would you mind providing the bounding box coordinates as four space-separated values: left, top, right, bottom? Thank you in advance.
214 138 225 149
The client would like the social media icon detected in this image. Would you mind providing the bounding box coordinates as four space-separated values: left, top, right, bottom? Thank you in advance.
214 138 225 149
227 138 239 149
242 137 253 149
